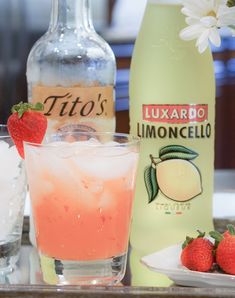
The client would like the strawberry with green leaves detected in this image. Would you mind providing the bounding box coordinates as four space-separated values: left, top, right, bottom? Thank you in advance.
181 230 214 272
210 224 235 275
222 224 235 239
7 102 47 158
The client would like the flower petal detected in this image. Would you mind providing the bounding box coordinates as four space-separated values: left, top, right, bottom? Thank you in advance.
197 37 209 54
213 0 227 13
182 0 210 17
180 24 204 41
208 27 221 46
200 16 218 27
217 7 235 26
186 17 201 25
181 7 201 18
196 29 210 49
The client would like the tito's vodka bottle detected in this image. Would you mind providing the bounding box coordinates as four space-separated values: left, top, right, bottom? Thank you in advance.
129 0 215 286
27 0 116 134
27 0 116 246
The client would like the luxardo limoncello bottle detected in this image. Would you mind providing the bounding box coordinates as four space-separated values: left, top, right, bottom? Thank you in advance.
129 0 215 286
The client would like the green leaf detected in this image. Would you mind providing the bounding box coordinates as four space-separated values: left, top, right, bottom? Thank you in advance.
182 236 193 249
209 231 223 240
227 0 235 7
33 102 44 111
11 101 45 118
227 224 235 235
159 145 198 156
160 152 198 161
209 230 223 248
144 166 159 203
159 145 198 161
18 108 25 119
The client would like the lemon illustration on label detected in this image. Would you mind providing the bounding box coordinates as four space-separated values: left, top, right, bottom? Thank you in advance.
144 145 202 203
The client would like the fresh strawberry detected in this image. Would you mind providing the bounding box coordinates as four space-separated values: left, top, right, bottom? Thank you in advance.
181 230 214 272
210 225 235 275
7 102 47 158
223 225 235 238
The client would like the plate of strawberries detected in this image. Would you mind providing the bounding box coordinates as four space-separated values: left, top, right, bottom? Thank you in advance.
141 225 235 287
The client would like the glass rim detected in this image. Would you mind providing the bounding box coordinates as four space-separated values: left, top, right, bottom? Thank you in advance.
23 131 140 148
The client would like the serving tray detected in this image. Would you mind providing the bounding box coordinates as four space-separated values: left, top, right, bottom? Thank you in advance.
0 217 231 298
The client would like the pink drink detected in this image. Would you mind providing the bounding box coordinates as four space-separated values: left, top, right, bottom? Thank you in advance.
25 133 139 285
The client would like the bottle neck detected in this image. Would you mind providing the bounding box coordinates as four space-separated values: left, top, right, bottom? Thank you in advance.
49 0 94 32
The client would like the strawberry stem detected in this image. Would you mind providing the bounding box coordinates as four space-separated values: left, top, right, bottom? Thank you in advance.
227 224 235 235
182 230 206 249
197 230 205 238
11 102 44 119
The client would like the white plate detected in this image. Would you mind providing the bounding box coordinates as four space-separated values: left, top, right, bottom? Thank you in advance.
141 244 235 288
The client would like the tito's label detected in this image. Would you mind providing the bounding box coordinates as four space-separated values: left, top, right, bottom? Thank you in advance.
32 85 114 121
138 104 211 139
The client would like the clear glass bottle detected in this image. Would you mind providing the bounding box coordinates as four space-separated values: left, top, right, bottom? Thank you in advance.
27 0 116 134
129 0 215 286
27 0 116 246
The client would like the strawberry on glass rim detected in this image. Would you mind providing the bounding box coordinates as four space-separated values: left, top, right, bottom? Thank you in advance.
7 102 47 159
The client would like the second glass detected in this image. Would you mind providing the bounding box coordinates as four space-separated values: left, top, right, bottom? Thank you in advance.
0 125 27 273
24 132 139 285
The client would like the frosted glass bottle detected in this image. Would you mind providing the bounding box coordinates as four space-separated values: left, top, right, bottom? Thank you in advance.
129 0 215 286
27 0 116 134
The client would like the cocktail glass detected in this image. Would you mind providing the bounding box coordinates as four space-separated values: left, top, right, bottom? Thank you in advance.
24 132 139 285
0 125 27 273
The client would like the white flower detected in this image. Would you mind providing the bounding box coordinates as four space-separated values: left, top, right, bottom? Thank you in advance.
179 0 235 53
